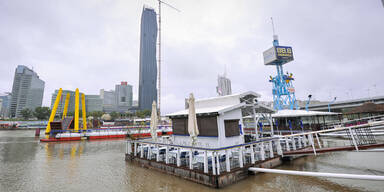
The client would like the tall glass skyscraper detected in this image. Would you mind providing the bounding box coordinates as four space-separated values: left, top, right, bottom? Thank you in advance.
9 65 45 118
138 6 158 111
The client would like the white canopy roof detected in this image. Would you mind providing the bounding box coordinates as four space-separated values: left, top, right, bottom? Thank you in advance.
167 103 244 117
272 109 339 118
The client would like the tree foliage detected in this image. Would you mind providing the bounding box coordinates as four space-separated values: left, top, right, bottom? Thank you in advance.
20 108 33 120
34 107 51 120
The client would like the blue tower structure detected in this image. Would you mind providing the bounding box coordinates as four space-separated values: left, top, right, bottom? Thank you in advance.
263 34 298 110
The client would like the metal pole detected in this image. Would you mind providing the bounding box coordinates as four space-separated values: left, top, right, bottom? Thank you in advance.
249 168 384 181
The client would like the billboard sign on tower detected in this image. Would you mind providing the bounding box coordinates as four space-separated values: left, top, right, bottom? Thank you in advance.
263 46 294 65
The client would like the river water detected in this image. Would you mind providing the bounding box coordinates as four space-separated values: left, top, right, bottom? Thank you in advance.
1 130 384 192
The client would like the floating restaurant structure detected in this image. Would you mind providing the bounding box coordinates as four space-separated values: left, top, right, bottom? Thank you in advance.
125 92 384 188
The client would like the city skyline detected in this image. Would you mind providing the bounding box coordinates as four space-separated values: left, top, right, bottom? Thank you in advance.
0 1 383 115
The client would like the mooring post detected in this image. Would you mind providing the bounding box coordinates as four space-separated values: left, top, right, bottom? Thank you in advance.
269 140 274 158
250 144 255 164
226 149 230 172
176 147 181 167
204 150 208 173
239 147 244 168
189 149 193 170
156 144 160 162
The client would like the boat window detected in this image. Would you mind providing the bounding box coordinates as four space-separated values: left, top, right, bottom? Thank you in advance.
225 119 240 137
197 116 218 136
172 118 188 135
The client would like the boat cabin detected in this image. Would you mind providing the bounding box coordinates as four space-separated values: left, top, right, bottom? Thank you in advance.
166 91 271 147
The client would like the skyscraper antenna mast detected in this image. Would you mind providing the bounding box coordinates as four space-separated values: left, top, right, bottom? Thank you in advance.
156 0 180 115
271 17 276 37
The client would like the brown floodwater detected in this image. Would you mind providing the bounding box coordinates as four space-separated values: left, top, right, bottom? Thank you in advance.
1 130 384 192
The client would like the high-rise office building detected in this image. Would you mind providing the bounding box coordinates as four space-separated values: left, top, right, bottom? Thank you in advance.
115 81 133 112
85 95 103 112
0 93 11 118
9 65 45 118
138 6 158 111
216 74 232 96
100 89 116 112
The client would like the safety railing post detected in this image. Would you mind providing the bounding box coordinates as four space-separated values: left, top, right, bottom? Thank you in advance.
177 147 181 167
250 144 255 164
226 149 231 172
309 134 317 155
269 140 274 158
212 151 216 175
134 142 137 156
349 128 359 151
286 138 290 151
239 147 244 168
156 144 160 162
315 133 322 148
291 137 297 151
216 152 221 175
189 149 193 170
165 145 169 164
260 143 265 161
204 150 208 173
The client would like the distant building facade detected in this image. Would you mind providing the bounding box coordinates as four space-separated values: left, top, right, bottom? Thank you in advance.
0 93 11 118
9 65 45 118
50 90 102 117
85 95 103 112
115 82 133 112
138 6 158 111
100 89 116 112
216 75 232 96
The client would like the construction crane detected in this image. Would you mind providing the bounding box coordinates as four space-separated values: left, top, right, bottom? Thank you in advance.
156 0 180 115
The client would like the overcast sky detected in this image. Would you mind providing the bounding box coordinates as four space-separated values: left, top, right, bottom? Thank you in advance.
0 0 383 114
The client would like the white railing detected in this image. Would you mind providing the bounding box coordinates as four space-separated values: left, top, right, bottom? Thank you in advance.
126 120 384 175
